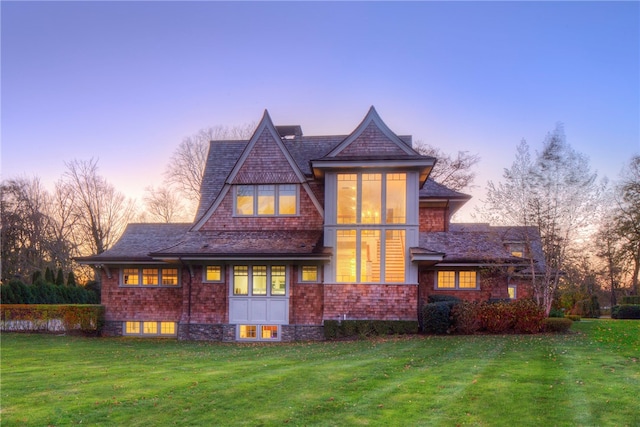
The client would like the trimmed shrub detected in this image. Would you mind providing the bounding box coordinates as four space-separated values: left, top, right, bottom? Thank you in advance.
479 301 515 333
428 294 461 304
512 299 546 334
451 301 481 334
621 296 640 305
543 317 573 333
611 305 640 319
422 302 455 334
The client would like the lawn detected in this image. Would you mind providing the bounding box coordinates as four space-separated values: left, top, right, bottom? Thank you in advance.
1 320 638 426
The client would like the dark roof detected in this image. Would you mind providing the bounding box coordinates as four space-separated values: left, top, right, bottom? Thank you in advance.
150 230 328 259
420 179 471 200
419 223 545 270
76 223 191 263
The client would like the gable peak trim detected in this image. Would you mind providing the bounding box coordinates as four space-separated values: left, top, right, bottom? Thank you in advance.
326 106 417 157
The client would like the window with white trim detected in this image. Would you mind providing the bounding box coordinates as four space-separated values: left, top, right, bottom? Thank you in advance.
238 324 280 341
335 229 405 283
203 265 223 282
235 184 298 216
435 271 478 290
232 265 288 296
120 268 180 287
508 285 517 299
124 321 176 337
301 265 319 282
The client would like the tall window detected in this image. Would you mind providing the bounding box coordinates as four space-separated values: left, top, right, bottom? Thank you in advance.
336 229 405 283
334 172 408 284
232 265 287 296
235 185 298 216
336 173 406 224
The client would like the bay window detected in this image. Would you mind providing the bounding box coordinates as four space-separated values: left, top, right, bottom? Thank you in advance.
334 172 408 284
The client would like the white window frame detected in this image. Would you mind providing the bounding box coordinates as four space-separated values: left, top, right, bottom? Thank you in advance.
508 284 517 299
434 270 479 290
120 267 181 287
300 265 320 283
234 184 299 217
203 265 224 283
237 324 281 341
230 265 289 297
123 321 177 337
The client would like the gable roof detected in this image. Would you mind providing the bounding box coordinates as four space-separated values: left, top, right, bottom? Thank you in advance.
193 110 322 228
415 223 546 271
324 106 419 158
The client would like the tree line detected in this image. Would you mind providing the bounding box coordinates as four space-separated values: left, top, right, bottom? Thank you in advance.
2 122 638 313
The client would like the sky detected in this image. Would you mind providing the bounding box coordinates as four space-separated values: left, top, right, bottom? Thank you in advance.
2 1 639 221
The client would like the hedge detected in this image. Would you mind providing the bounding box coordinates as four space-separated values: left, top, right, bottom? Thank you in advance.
1 304 105 333
542 318 573 333
611 304 640 319
323 320 419 339
0 279 99 304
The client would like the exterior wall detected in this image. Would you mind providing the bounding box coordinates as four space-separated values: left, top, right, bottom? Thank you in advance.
100 268 184 325
419 206 448 232
418 269 510 306
182 266 228 324
509 279 534 300
289 268 324 325
323 284 418 321
199 185 324 231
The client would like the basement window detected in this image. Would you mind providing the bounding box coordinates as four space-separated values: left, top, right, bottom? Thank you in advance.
238 324 280 341
124 321 176 337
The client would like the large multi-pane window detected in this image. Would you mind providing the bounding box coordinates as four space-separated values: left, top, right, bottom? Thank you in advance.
232 265 288 296
235 184 298 216
336 229 405 283
121 268 180 287
337 173 406 224
335 172 408 284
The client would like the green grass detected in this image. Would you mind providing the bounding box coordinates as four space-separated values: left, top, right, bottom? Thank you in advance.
2 320 639 426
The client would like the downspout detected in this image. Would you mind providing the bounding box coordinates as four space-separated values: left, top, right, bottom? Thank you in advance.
180 258 193 340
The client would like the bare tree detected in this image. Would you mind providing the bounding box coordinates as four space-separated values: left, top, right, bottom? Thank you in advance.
480 124 602 314
143 185 189 223
414 142 480 191
164 123 255 204
62 159 136 255
614 155 640 294
0 177 63 281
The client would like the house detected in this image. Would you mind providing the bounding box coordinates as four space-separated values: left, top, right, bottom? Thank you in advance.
78 107 545 341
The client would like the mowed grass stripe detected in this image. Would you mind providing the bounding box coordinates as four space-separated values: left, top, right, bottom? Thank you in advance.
2 321 639 426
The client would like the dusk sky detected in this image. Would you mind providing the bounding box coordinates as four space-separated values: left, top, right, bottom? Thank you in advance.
2 1 638 220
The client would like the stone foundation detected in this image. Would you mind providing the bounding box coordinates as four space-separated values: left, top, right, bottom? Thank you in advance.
281 324 325 341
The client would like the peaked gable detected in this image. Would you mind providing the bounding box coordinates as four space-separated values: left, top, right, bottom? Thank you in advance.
326 106 418 158
227 110 307 185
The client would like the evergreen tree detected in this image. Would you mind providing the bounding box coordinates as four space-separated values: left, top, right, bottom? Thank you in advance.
55 268 65 286
67 271 77 287
45 267 55 283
